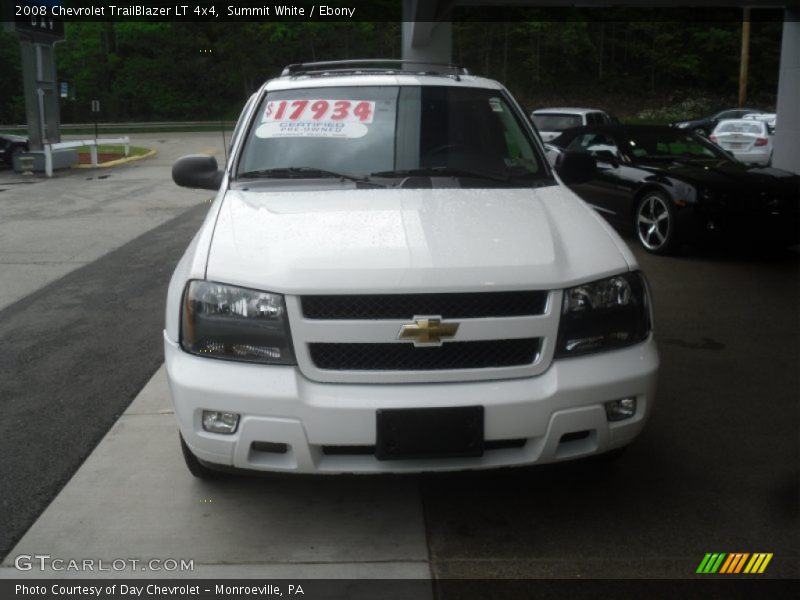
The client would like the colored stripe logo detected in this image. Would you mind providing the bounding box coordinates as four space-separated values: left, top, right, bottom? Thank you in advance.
696 553 773 574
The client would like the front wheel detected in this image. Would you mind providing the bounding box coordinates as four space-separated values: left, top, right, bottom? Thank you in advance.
635 192 678 254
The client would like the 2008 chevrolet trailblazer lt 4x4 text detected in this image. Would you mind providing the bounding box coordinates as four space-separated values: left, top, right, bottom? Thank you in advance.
165 60 659 478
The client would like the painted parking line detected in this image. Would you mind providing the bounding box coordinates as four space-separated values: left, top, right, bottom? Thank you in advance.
1 367 431 580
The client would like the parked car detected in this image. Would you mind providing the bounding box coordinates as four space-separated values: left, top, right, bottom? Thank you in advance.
166 60 658 478
710 119 773 166
530 108 615 142
548 125 799 254
0 133 28 166
671 108 764 137
743 112 776 134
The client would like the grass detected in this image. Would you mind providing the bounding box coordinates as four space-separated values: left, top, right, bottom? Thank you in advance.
620 116 672 126
75 145 150 157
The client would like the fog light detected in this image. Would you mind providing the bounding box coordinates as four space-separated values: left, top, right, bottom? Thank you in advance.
605 398 636 422
202 410 240 434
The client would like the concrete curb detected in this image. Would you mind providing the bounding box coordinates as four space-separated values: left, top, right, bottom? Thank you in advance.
72 148 158 169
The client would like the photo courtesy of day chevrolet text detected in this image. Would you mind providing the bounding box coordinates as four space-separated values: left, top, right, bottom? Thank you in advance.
14 584 305 597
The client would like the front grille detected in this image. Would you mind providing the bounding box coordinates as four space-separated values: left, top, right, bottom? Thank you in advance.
309 339 540 371
301 291 548 320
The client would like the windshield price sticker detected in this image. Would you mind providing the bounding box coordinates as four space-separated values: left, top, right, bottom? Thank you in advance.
257 99 375 138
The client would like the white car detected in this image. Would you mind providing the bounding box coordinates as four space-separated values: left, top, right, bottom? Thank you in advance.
166 60 659 478
743 112 777 133
710 119 773 166
531 108 615 142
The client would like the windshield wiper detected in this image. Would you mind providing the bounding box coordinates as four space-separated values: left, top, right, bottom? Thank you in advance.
238 167 371 184
370 166 525 185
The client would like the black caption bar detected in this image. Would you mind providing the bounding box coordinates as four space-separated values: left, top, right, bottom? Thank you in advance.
5 1 797 23
3 579 799 600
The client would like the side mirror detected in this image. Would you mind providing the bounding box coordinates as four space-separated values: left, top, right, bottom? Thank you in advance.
555 151 597 184
543 143 562 168
172 154 223 190
593 150 620 167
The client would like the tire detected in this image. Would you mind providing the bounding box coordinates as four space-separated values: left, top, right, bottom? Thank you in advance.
180 433 226 480
635 192 678 255
597 446 627 463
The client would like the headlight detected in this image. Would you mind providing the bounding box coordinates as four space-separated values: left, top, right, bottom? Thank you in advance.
180 280 296 364
555 272 651 357
675 122 691 129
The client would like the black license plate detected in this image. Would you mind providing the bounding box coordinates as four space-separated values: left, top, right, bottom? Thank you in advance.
376 406 484 460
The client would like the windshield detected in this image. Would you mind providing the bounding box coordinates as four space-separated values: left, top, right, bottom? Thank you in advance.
620 130 728 161
532 113 582 132
237 85 547 186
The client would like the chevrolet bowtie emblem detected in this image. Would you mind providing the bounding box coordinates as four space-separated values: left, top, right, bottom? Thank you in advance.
398 317 459 346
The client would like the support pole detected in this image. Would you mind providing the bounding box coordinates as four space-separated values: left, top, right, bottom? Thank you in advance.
44 144 53 177
772 8 800 173
738 7 751 107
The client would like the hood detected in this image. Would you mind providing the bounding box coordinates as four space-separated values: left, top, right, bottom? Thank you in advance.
642 159 799 196
204 186 632 294
674 117 708 127
0 134 28 143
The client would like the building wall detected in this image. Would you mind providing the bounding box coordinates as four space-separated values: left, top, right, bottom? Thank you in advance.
773 10 800 174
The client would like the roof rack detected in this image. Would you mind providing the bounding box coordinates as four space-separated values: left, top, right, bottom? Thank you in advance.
281 59 470 80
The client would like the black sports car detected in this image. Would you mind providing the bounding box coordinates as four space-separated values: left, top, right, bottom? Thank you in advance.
549 125 800 254
671 108 764 137
0 134 28 166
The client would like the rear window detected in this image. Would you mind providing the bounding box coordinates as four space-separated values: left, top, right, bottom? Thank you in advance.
532 113 583 132
716 121 764 135
237 85 547 185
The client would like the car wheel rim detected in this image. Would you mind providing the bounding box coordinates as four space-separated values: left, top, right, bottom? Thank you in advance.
637 195 671 250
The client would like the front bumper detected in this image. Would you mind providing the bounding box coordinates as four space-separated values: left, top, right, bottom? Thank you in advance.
165 332 659 474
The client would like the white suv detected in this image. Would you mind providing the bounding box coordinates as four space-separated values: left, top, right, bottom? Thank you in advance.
531 108 615 142
166 60 658 478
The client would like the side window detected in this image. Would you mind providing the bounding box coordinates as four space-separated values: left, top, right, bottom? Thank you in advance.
586 113 600 126
567 133 620 159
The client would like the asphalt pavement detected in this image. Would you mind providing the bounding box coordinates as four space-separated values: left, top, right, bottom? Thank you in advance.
424 239 800 578
0 133 220 555
0 132 223 310
0 137 797 586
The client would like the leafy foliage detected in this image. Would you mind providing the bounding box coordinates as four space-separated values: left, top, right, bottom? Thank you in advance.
0 18 782 124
